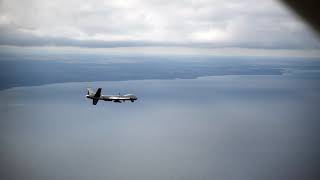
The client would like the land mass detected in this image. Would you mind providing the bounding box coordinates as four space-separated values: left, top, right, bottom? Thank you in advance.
1 55 320 90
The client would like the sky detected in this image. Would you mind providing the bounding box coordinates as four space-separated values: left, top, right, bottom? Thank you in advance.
0 0 320 56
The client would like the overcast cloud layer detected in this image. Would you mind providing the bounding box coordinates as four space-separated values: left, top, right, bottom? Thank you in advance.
0 0 320 49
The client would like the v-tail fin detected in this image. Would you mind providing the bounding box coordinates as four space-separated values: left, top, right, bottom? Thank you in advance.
93 99 99 105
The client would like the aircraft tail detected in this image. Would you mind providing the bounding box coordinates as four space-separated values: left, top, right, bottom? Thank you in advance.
93 99 99 105
94 88 102 98
87 88 102 105
93 88 102 105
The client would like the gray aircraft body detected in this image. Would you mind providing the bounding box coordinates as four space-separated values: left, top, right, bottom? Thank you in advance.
86 88 138 105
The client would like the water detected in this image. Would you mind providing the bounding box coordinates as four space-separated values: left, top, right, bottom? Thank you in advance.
1 75 320 180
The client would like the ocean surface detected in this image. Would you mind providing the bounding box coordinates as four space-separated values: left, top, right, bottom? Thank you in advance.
1 74 320 180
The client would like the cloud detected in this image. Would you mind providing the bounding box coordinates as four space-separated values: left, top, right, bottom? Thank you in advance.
0 0 319 49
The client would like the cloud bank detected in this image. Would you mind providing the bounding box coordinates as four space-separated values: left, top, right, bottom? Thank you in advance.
0 0 319 49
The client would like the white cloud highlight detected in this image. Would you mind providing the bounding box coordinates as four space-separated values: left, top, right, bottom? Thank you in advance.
0 0 319 49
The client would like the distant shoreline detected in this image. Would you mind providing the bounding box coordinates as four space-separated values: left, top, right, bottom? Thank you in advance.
0 74 286 91
0 58 289 91
2 56 320 91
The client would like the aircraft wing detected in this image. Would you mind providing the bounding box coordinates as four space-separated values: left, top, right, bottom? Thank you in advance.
108 96 131 100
